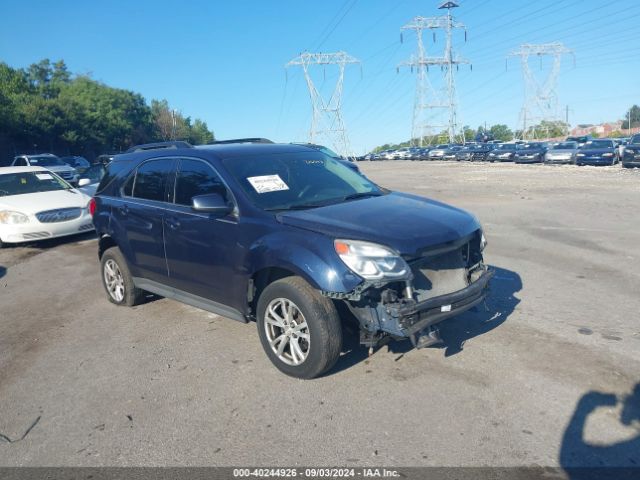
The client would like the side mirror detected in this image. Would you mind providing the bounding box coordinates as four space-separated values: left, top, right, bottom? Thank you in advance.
191 193 232 215
77 178 91 187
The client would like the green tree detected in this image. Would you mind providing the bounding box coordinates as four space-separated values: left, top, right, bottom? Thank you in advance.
622 105 640 128
489 124 513 142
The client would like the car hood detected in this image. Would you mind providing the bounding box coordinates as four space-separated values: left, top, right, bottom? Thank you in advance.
0 189 90 214
578 149 614 155
277 192 480 256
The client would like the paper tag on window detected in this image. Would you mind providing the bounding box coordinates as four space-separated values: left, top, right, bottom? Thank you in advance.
247 174 289 194
36 173 53 180
440 304 452 312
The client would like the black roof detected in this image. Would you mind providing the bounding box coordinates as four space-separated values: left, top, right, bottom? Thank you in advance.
112 142 316 163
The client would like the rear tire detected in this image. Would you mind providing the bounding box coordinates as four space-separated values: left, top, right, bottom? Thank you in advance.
257 276 342 379
100 247 145 306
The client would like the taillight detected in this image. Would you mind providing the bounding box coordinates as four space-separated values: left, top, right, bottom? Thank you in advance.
88 198 96 216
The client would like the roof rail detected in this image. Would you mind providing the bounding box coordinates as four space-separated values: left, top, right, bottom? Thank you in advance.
209 138 274 145
126 141 193 153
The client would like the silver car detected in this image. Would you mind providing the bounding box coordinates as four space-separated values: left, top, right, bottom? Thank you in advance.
12 154 78 184
544 142 579 165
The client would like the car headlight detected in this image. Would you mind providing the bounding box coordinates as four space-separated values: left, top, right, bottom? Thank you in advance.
602 153 613 157
0 210 29 224
626 148 635 154
480 232 487 251
334 239 409 280
576 153 585 157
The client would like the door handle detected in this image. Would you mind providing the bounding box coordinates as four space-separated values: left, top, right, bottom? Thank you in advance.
165 217 181 230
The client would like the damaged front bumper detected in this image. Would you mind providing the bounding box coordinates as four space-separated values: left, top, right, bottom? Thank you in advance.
329 231 494 348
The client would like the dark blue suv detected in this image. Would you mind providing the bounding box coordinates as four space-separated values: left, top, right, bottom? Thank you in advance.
91 141 493 378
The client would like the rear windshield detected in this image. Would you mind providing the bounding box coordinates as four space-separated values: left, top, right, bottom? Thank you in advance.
222 152 382 212
0 171 71 196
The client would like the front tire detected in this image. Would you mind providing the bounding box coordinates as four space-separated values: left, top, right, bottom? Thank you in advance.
100 247 145 306
257 276 342 379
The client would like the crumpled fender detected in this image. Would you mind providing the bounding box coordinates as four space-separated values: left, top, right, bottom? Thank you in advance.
246 229 363 293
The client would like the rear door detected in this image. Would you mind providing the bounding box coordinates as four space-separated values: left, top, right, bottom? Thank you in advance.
163 158 241 305
113 157 176 283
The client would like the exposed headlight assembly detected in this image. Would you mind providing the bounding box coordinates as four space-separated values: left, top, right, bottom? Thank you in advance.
334 239 409 280
0 210 29 224
602 153 613 157
576 153 585 157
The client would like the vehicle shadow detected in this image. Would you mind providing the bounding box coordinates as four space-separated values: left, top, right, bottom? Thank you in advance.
0 231 97 252
559 383 640 479
329 265 521 375
0 265 5 279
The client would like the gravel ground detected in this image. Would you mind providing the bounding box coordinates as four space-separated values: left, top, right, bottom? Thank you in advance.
0 161 638 468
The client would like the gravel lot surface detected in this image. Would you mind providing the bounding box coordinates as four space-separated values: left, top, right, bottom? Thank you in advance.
0 161 639 468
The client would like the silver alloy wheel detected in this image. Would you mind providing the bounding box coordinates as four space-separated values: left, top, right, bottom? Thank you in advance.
264 298 310 366
104 259 125 302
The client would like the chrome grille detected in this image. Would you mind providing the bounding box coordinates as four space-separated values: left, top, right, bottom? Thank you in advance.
36 208 82 223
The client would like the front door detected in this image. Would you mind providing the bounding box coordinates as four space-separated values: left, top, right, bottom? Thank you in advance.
163 158 240 306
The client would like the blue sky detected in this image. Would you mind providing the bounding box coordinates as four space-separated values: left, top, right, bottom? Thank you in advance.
1 0 638 154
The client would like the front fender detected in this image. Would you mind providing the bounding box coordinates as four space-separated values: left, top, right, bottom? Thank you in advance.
247 229 362 293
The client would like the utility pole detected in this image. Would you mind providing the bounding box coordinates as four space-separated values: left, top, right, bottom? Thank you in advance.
508 43 574 140
398 1 469 146
286 51 360 157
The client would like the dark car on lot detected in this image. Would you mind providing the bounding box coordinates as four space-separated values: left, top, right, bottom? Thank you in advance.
514 142 547 164
91 141 492 379
465 143 494 162
575 139 618 166
621 134 640 168
487 143 518 162
442 145 463 160
60 155 91 173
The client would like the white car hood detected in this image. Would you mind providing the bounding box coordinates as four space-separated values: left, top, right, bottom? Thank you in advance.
0 189 90 214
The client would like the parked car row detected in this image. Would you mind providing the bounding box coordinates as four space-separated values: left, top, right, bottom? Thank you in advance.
360 135 640 168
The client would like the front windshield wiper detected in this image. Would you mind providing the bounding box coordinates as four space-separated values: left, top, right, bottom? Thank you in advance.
342 192 383 201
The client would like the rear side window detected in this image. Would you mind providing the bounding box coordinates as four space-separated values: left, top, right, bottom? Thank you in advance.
132 159 174 202
14 157 27 166
174 159 228 206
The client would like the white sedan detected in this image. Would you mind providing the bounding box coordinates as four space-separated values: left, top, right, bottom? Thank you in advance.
0 166 94 247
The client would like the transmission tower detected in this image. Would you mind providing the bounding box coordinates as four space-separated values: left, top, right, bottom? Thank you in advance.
398 1 469 146
508 43 574 140
286 51 360 157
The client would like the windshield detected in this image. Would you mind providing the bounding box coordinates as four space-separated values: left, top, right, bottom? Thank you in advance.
0 171 72 196
27 156 66 167
310 145 341 159
552 142 577 150
496 144 517 151
222 152 383 211
630 135 640 144
582 140 613 149
519 143 542 151
567 137 587 143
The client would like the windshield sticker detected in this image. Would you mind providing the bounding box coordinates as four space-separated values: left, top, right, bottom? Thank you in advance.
247 175 289 194
36 173 53 181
